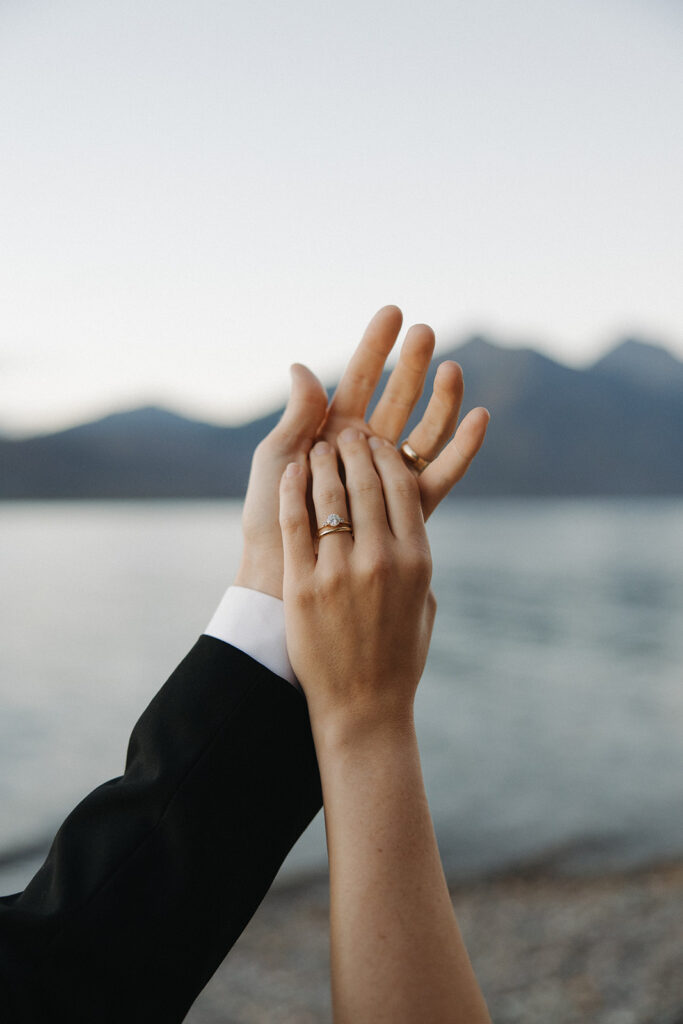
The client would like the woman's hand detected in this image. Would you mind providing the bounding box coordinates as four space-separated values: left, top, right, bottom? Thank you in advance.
279 428 436 742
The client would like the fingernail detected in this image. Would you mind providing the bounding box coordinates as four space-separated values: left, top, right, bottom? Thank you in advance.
285 462 301 478
312 440 330 456
368 435 389 450
339 427 362 444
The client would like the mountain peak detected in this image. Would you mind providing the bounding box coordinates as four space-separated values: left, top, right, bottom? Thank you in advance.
590 338 683 392
439 334 507 365
455 334 499 354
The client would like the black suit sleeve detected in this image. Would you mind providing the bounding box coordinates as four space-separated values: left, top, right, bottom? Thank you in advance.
0 635 322 1023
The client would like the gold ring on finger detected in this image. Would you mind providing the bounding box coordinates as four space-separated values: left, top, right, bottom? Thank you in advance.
316 513 353 539
317 524 353 539
399 440 430 474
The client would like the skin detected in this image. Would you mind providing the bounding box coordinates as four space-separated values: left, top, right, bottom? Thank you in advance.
279 433 492 1024
234 304 490 598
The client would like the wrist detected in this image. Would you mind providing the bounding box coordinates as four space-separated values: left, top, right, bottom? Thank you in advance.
311 705 417 765
234 551 283 600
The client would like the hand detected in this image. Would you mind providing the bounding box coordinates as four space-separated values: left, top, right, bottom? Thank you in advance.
279 429 435 740
235 305 490 598
320 305 490 520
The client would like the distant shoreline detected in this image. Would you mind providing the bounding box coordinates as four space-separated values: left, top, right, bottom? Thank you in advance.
2 493 683 504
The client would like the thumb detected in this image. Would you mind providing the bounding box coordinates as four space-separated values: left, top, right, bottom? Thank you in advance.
275 363 328 450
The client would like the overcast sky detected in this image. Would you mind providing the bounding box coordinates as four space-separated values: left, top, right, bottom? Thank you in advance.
1 0 681 435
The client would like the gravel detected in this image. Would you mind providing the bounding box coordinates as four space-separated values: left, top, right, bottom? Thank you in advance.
187 860 683 1023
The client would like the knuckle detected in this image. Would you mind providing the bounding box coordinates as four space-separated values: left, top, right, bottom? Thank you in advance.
422 407 443 432
405 547 432 587
316 486 343 507
345 369 375 395
268 424 313 456
381 386 415 411
279 511 304 534
271 429 296 455
350 475 379 498
252 437 271 461
362 551 391 581
394 472 420 498
318 569 346 599
371 438 399 460
257 432 288 461
294 584 314 609
417 558 433 589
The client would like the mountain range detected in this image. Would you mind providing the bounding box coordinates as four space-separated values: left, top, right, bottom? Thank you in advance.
1 336 681 498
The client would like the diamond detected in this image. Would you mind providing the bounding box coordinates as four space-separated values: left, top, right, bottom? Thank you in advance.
325 513 342 527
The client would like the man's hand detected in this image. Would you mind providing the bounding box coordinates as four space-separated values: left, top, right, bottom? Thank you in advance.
234 361 328 599
234 305 489 599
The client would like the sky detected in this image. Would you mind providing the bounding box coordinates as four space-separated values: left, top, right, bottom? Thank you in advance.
1 0 681 436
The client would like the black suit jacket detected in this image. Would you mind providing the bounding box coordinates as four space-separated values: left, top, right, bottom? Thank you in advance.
0 635 322 1022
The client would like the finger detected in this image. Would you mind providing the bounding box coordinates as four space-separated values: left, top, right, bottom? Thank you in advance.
309 440 353 561
279 463 316 577
327 305 403 420
368 436 427 543
368 323 435 442
269 363 328 454
419 407 491 520
336 428 388 547
404 360 464 464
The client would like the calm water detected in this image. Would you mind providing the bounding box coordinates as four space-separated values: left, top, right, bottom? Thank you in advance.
1 499 682 893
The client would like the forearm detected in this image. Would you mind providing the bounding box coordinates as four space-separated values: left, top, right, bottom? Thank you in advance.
0 637 322 1024
315 716 490 1024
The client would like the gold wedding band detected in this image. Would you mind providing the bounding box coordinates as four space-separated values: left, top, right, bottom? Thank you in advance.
316 513 353 539
317 524 353 539
399 440 430 474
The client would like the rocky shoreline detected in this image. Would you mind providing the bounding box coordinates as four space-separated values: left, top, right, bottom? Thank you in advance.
188 859 683 1023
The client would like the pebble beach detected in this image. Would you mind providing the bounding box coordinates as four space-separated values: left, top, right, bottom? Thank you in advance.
187 859 683 1024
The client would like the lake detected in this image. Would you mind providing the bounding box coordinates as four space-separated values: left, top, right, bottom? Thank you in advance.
1 499 682 894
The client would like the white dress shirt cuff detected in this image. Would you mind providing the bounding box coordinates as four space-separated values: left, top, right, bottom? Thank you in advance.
204 585 300 692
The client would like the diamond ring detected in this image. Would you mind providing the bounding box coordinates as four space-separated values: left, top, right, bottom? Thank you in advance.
316 513 353 539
